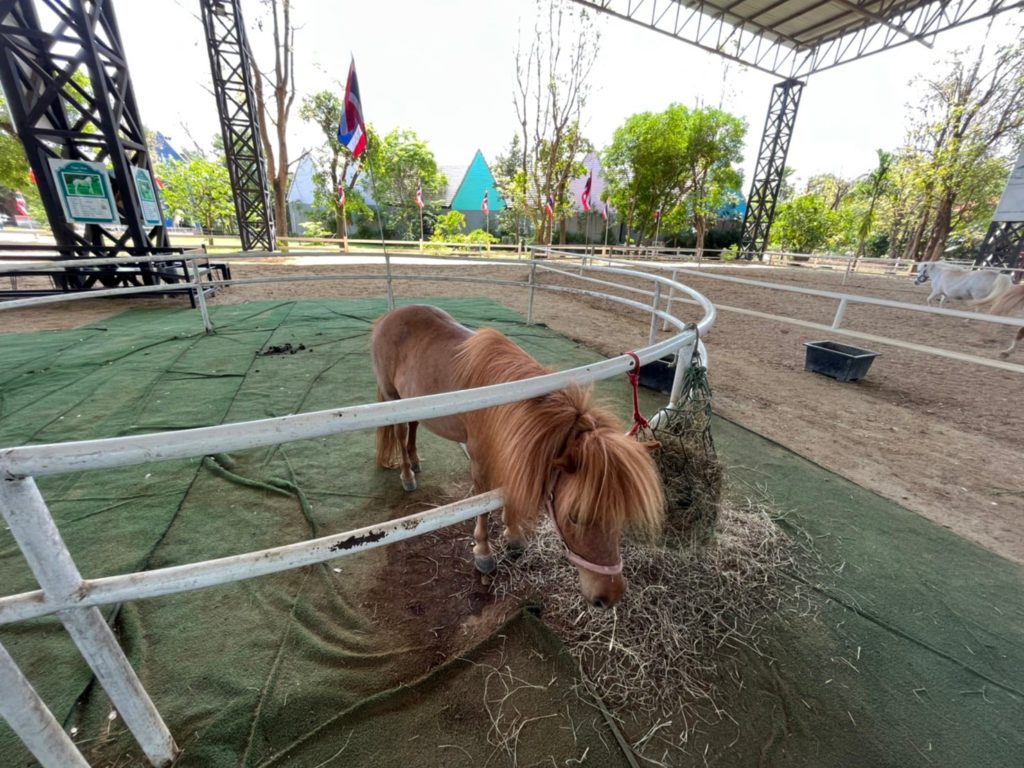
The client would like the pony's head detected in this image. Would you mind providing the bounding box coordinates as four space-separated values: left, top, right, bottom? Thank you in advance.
914 262 933 284
547 409 665 608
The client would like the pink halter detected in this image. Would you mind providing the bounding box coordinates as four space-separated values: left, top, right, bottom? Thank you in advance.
545 473 624 577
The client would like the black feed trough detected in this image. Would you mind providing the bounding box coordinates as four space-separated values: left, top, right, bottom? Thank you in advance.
638 357 676 394
804 340 879 382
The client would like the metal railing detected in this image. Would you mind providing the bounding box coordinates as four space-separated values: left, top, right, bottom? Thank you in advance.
0 251 715 768
576 252 1024 374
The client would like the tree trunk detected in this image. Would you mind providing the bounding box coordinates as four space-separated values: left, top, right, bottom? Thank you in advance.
922 192 954 262
693 216 706 259
903 212 930 262
559 218 567 245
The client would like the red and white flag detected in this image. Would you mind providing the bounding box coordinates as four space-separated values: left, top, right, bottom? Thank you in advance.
544 195 555 219
415 185 424 209
601 201 609 222
338 184 346 206
482 190 490 215
654 206 662 222
581 173 592 212
337 58 367 158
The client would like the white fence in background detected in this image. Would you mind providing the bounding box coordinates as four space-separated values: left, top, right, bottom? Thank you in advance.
0 252 714 768
566 250 1024 375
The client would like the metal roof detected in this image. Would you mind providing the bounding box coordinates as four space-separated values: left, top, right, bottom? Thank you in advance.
573 0 1022 78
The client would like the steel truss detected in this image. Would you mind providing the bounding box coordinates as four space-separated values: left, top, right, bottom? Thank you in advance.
975 220 1024 278
571 0 1022 79
199 0 275 251
0 0 171 283
739 78 803 260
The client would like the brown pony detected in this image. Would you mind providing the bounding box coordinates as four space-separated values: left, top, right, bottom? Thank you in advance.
973 283 1024 358
370 304 664 608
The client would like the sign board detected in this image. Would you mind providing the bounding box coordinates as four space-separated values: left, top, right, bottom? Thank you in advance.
47 159 119 225
132 166 163 226
992 149 1024 222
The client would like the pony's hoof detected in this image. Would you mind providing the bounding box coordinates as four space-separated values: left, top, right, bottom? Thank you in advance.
506 542 525 560
474 555 497 574
401 476 417 492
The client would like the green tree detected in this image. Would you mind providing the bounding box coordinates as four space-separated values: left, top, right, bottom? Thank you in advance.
855 149 894 258
603 106 690 244
905 34 1024 261
432 211 467 241
366 128 445 240
299 90 375 242
492 134 527 240
157 156 235 244
603 104 745 249
770 194 837 253
680 106 745 257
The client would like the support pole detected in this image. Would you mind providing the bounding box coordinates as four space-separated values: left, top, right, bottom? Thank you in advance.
739 79 805 260
0 641 90 768
0 478 178 767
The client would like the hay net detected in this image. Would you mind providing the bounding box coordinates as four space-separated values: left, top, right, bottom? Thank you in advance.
639 337 723 541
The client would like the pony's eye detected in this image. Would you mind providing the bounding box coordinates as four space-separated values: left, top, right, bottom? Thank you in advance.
568 511 580 525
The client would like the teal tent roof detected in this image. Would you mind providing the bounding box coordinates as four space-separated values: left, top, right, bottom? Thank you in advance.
449 150 505 211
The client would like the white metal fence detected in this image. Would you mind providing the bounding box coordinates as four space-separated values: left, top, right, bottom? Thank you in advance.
0 251 714 767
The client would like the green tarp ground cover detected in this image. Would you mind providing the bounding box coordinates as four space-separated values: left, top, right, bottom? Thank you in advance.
1 298 1021 767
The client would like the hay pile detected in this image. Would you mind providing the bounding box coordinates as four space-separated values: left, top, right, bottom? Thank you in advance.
496 495 808 758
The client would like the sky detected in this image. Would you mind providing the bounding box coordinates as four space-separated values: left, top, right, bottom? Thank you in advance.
115 0 1019 191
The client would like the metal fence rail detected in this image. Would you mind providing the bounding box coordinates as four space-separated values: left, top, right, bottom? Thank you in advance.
0 256 714 768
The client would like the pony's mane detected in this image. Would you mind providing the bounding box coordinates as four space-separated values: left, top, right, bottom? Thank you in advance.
454 328 664 534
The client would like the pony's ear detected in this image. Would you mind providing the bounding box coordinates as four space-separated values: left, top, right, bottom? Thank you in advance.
638 440 661 453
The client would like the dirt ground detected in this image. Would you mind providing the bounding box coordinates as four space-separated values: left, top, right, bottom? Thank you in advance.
3 258 1022 565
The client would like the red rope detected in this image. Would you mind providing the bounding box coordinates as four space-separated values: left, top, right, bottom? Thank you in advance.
625 351 650 437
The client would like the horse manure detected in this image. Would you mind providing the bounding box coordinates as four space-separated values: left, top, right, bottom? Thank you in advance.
257 342 307 356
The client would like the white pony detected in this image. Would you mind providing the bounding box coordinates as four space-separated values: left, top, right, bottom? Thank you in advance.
914 262 1011 307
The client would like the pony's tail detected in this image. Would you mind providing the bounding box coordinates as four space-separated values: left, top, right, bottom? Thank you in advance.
375 387 402 469
968 274 1012 308
985 284 1024 317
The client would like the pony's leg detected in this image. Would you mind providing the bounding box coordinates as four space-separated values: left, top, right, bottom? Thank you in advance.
1000 328 1023 358
473 513 496 574
467 455 496 573
501 510 527 559
406 421 421 473
396 423 417 492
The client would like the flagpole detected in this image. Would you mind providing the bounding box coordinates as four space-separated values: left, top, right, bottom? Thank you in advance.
604 209 609 254
366 154 394 311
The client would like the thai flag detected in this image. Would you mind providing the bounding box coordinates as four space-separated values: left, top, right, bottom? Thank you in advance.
415 185 424 209
482 190 489 215
337 58 367 159
544 195 554 219
601 202 608 222
581 173 592 212
337 184 346 206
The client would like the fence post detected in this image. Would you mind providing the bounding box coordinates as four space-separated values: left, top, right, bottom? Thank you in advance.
0 641 90 768
526 260 537 325
832 297 849 329
189 259 213 334
661 269 677 333
648 283 662 346
0 478 179 767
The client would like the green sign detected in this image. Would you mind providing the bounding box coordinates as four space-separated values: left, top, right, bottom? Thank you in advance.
132 166 163 226
48 159 119 224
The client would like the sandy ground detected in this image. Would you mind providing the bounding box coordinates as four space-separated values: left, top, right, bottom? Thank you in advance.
3 258 1022 564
